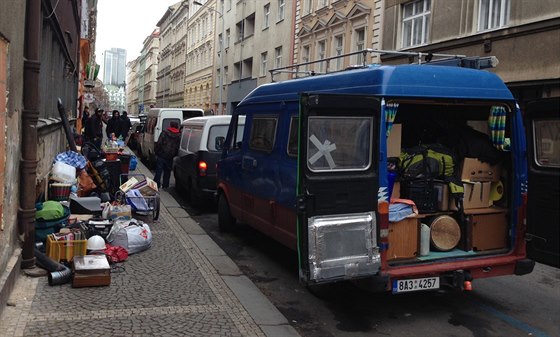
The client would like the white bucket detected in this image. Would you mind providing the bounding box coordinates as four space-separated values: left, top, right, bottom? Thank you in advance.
420 223 431 256
51 161 76 183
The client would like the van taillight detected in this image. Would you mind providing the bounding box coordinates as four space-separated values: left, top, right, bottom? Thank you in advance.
198 161 208 176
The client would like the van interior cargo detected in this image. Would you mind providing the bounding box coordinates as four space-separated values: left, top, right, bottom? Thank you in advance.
386 100 513 266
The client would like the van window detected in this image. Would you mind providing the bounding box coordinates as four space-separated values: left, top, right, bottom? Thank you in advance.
228 113 246 151
163 118 181 131
287 116 299 157
307 116 372 172
533 119 560 168
249 116 277 152
187 126 204 153
207 125 229 152
180 127 191 151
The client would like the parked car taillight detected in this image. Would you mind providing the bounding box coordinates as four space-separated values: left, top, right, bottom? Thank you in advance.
198 161 208 176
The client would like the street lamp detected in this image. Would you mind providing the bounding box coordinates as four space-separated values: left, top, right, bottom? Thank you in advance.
194 0 224 114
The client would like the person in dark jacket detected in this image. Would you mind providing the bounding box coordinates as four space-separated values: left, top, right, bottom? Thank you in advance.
153 121 181 189
86 108 104 149
119 110 132 141
82 106 90 140
106 110 121 140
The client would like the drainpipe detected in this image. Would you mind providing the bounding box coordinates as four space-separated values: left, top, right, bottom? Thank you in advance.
19 0 41 268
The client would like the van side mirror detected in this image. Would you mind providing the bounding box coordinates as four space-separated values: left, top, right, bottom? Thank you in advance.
215 136 225 150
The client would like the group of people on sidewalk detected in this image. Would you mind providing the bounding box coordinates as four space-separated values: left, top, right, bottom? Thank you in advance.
80 105 180 191
82 107 132 149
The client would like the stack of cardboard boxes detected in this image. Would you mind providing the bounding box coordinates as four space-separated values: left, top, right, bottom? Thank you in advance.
456 158 508 251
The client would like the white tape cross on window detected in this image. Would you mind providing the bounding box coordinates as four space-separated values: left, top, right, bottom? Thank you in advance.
308 134 337 169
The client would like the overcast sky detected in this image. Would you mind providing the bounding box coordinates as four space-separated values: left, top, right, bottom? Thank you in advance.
95 0 179 73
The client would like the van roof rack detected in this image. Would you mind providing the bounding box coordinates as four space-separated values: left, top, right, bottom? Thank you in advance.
269 49 498 82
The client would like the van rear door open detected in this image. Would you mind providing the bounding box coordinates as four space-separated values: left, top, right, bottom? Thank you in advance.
297 93 381 285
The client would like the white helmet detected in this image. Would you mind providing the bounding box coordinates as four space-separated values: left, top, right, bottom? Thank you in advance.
87 235 106 251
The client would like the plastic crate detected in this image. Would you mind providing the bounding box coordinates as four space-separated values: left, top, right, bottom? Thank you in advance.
46 235 88 262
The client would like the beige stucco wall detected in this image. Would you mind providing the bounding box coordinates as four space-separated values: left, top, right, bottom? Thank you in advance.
0 0 25 272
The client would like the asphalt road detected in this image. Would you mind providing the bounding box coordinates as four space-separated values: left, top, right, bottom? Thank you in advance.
158 177 560 337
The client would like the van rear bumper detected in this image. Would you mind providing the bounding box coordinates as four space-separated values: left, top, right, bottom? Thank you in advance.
386 254 533 281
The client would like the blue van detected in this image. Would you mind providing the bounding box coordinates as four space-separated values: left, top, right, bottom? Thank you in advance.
217 62 534 292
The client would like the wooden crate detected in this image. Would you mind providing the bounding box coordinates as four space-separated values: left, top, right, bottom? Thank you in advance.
463 208 508 251
387 218 419 260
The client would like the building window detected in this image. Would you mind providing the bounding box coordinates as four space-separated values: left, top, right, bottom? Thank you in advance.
218 33 223 53
305 0 312 14
278 0 285 21
302 45 310 72
261 52 268 76
402 0 431 48
226 29 231 47
264 4 270 29
478 0 510 31
245 13 255 37
236 21 243 41
275 46 283 69
355 29 365 64
334 35 344 70
317 40 326 72
318 0 328 10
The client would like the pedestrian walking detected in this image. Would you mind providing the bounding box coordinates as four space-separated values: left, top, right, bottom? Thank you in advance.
153 121 181 189
82 106 90 137
106 110 121 140
120 110 132 141
86 108 104 149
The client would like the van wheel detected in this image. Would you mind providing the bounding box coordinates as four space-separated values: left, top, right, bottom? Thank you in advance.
218 193 236 232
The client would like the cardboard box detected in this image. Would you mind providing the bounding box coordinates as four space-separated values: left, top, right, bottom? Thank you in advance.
387 124 402 158
387 218 419 260
451 181 492 210
468 211 508 251
392 181 400 200
460 158 501 182
134 177 158 196
72 255 111 288
119 177 139 193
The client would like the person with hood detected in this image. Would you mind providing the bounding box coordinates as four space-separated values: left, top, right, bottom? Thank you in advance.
119 110 132 141
106 110 121 140
154 121 181 189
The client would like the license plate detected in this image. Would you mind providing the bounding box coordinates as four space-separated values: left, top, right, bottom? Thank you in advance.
392 277 440 294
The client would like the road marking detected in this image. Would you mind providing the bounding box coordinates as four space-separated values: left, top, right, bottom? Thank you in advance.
473 300 551 337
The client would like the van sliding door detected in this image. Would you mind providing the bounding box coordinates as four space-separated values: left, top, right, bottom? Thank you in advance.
297 93 381 285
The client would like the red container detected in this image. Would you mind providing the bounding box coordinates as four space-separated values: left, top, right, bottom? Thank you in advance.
49 183 72 201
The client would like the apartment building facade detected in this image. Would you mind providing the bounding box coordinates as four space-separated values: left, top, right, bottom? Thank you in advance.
293 0 383 75
381 0 560 105
184 0 216 113
156 2 186 108
217 0 296 114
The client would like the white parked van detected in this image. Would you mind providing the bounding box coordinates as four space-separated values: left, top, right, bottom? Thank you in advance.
173 115 245 206
140 108 204 164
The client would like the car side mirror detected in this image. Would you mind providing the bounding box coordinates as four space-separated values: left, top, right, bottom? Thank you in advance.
215 136 225 151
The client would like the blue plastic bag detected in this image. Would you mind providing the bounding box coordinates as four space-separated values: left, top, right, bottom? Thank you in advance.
129 155 137 171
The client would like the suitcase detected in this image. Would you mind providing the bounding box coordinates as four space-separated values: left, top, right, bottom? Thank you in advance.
72 255 111 288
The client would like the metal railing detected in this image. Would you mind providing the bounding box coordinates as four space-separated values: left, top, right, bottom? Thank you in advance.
269 49 498 82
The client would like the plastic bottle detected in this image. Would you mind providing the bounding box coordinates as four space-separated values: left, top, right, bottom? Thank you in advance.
420 223 431 256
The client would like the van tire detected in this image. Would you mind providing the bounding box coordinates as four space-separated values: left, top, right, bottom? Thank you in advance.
218 193 236 232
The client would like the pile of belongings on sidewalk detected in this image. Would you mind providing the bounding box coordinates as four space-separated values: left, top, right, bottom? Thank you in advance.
34 147 154 288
